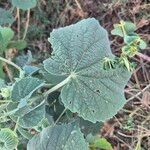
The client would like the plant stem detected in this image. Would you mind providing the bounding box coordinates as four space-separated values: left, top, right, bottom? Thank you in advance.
0 108 19 119
54 108 67 125
17 8 20 39
0 57 23 74
120 20 126 37
14 117 19 133
23 9 30 40
0 100 12 103
44 75 71 97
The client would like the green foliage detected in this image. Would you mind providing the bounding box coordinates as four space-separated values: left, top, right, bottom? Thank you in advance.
27 123 89 150
110 20 147 71
12 0 37 10
0 27 14 53
78 117 103 136
11 77 44 102
0 62 5 79
0 128 18 150
0 18 132 149
44 18 131 123
7 40 27 50
0 8 15 26
111 20 136 37
89 136 113 150
18 102 45 128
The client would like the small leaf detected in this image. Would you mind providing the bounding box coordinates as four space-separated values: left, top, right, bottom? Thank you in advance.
0 27 14 53
0 79 5 89
111 21 136 37
139 39 147 49
15 51 33 67
44 18 131 123
27 123 89 150
12 0 37 10
124 35 139 44
0 8 15 25
124 21 136 34
93 138 113 150
0 128 18 150
111 24 124 37
7 40 27 50
11 77 44 102
18 102 45 128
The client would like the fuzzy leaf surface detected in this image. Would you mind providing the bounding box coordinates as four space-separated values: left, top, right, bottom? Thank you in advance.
0 8 15 25
44 18 131 123
12 0 37 10
18 102 45 128
11 77 44 102
27 123 88 150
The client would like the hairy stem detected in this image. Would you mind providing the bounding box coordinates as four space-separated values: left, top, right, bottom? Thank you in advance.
0 57 23 74
44 75 71 97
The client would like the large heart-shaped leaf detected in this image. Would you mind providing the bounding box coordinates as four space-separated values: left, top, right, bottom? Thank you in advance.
44 18 131 123
0 8 15 26
27 123 88 150
12 0 37 10
11 77 44 102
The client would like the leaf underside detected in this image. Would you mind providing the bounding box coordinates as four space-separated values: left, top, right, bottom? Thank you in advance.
27 123 88 150
44 18 131 123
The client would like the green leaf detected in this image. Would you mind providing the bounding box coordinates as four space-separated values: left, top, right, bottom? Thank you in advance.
124 35 139 44
27 123 88 150
15 51 33 67
0 8 15 25
111 21 136 37
11 77 44 102
0 79 5 88
124 21 136 33
139 39 147 49
40 69 66 85
0 27 14 53
7 102 30 118
12 0 37 10
0 128 18 150
23 65 39 75
7 40 27 50
18 102 45 128
44 18 131 123
17 126 33 140
78 117 103 136
93 138 113 150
